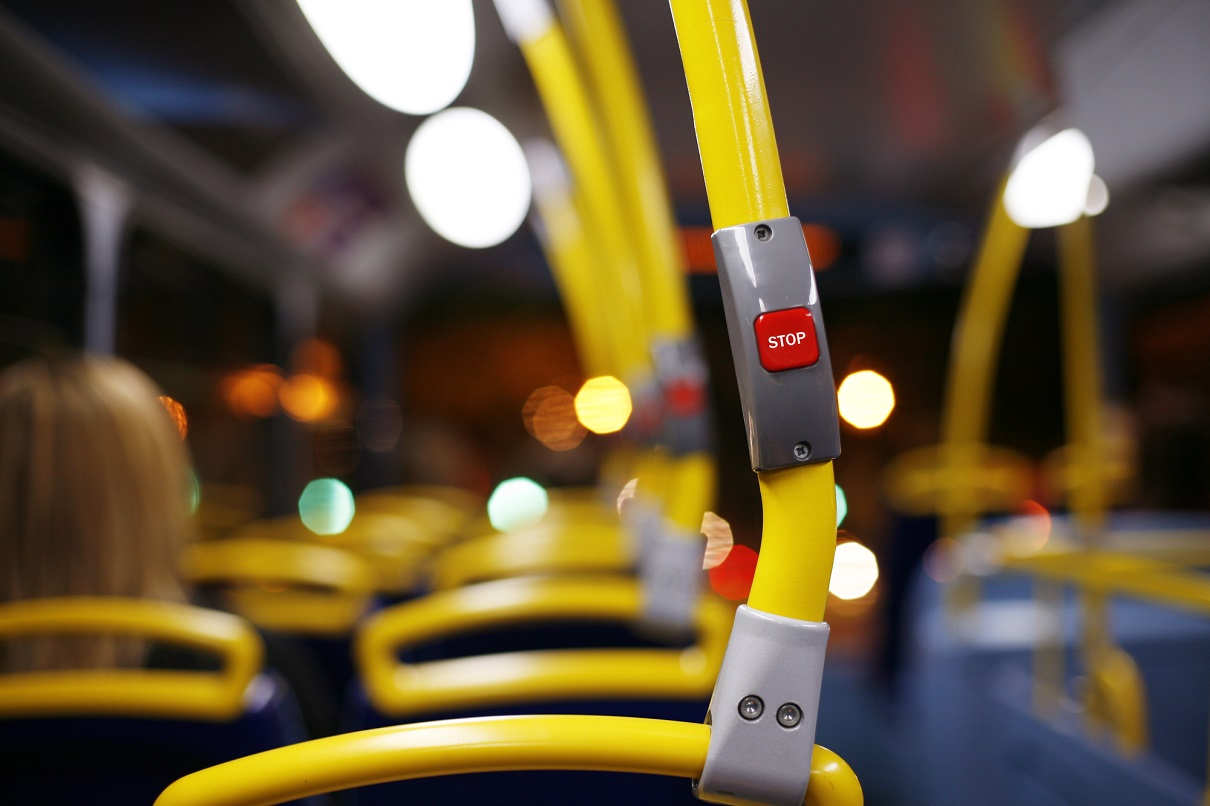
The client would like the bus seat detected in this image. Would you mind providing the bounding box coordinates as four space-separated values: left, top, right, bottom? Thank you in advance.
0 597 321 805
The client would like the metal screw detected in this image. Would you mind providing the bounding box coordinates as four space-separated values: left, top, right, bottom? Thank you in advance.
793 442 811 461
738 695 764 721
754 224 772 241
777 703 802 728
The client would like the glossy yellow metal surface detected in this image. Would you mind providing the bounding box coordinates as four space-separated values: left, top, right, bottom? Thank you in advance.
431 517 633 590
529 154 615 376
666 451 718 533
668 0 837 622
1058 216 1107 532
0 598 261 720
517 21 648 376
356 576 734 717
155 715 859 806
182 538 377 635
559 0 692 341
668 0 790 229
748 463 838 623
939 186 1031 541
1001 550 1210 617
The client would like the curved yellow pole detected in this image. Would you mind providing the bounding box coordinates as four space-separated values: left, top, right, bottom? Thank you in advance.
155 715 859 806
0 598 262 721
558 0 692 342
939 184 1030 541
669 0 833 622
667 0 790 230
560 0 716 536
509 17 649 378
528 143 615 377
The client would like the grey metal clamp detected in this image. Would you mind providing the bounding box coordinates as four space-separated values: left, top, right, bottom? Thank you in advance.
712 217 841 471
695 606 830 805
630 501 705 636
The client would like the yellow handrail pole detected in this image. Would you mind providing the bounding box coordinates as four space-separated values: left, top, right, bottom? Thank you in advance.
667 1 789 231
155 715 859 806
528 145 616 378
1058 215 1148 754
669 0 833 622
558 0 693 342
938 184 1030 543
560 0 716 533
500 8 650 381
1057 215 1107 534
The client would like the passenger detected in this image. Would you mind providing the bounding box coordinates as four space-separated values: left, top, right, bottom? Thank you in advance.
0 353 192 671
0 353 335 735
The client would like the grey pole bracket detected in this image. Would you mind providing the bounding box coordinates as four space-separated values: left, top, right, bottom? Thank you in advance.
711 217 841 471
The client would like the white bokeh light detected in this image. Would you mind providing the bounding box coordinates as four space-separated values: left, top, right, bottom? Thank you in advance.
297 0 475 115
487 477 549 532
829 541 880 600
1003 128 1095 229
406 107 532 248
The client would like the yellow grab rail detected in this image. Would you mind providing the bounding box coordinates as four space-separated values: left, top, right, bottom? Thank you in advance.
181 539 377 635
356 576 734 717
506 10 649 377
0 597 261 721
667 0 789 230
938 183 1031 541
558 0 692 343
431 518 633 590
155 715 859 806
670 0 836 624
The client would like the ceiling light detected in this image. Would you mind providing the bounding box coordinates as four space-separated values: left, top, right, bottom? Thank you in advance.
1003 127 1095 228
297 0 475 115
405 107 532 248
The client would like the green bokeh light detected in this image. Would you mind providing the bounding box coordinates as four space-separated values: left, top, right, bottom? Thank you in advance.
487 477 549 532
299 478 356 535
835 484 848 528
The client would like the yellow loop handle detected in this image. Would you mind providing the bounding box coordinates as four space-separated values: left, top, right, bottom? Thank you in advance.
182 539 377 635
0 597 262 721
356 576 733 717
155 715 860 806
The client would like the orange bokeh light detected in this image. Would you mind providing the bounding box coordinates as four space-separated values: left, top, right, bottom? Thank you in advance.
709 544 759 601
222 365 283 419
158 396 188 440
523 385 586 451
279 373 339 423
292 338 342 378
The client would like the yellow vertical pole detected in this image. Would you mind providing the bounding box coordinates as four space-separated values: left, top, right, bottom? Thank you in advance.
939 186 1030 542
503 12 651 381
669 0 833 623
560 0 715 533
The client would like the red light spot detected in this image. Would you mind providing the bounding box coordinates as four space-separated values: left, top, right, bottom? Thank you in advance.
665 378 706 417
709 544 759 601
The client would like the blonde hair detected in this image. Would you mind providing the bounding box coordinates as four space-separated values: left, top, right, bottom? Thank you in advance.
0 354 194 670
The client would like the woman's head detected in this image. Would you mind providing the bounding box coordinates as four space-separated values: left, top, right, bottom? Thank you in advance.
0 354 195 667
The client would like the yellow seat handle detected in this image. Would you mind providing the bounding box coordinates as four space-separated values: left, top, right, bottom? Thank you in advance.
0 597 261 720
430 519 633 590
181 539 378 635
155 714 860 806
356 576 734 717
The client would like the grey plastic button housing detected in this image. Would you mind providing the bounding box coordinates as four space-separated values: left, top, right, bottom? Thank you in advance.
651 336 714 456
711 217 840 471
696 606 830 805
634 504 704 635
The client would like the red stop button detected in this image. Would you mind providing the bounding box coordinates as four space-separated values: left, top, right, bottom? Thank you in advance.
754 307 819 372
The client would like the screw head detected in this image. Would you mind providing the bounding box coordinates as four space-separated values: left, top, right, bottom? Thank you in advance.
754 224 772 241
776 703 802 728
793 442 811 461
738 695 764 721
